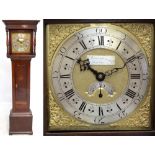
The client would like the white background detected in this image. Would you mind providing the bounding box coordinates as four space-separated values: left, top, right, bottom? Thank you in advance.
0 0 154 154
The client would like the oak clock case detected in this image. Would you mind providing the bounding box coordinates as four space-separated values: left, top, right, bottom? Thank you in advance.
44 20 153 135
3 20 39 135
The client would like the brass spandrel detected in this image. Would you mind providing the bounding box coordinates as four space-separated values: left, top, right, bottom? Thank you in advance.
46 23 153 131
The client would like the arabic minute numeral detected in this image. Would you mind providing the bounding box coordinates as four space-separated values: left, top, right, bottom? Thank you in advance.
75 32 83 40
134 93 144 104
59 47 66 56
118 110 127 118
74 111 82 120
142 73 149 80
52 71 59 78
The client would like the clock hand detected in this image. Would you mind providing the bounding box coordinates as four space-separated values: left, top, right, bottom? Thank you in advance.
77 55 139 80
104 62 126 76
104 55 139 76
77 58 98 75
98 82 103 98
77 58 106 81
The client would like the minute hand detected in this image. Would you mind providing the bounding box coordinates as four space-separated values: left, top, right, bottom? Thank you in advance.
104 55 139 76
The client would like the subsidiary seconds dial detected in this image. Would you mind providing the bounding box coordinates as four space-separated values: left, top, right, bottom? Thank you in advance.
51 25 149 124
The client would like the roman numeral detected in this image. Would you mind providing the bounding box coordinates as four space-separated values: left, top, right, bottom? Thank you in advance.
60 74 71 78
127 55 136 63
99 106 104 116
79 40 87 49
96 28 103 33
52 71 59 78
79 102 87 112
98 36 104 45
65 56 75 61
64 89 75 99
130 74 140 79
125 89 136 98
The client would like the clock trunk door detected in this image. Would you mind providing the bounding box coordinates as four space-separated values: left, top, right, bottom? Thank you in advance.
12 60 30 112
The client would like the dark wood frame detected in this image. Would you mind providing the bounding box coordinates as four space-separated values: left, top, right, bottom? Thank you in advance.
44 19 155 136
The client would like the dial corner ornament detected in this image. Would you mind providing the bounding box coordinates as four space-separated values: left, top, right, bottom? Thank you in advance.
50 25 149 125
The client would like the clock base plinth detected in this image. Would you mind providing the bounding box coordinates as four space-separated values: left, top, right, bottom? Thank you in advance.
9 110 33 135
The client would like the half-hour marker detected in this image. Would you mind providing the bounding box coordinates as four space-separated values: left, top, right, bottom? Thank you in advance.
75 32 83 40
130 74 140 79
79 40 87 49
125 89 136 98
52 71 59 78
64 89 75 99
99 106 104 116
65 56 75 61
79 102 87 112
116 41 121 50
60 74 71 78
142 73 149 80
98 36 104 45
116 103 122 111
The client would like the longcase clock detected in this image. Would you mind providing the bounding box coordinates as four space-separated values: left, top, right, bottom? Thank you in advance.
3 20 39 135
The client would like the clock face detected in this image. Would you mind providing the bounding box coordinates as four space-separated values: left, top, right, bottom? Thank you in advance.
11 32 31 53
51 25 149 124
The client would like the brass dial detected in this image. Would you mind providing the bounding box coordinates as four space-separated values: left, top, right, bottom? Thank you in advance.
50 25 149 125
11 32 31 53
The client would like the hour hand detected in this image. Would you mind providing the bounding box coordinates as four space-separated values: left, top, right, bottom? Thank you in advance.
77 58 98 75
77 58 106 81
77 58 90 71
